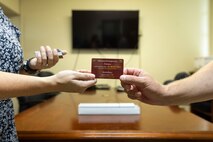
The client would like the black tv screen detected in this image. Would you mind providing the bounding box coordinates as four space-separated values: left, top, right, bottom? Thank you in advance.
72 10 139 49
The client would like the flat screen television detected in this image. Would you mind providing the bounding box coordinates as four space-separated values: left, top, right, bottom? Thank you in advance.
72 10 139 49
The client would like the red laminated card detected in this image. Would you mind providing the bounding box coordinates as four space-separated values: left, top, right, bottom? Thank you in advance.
91 58 124 79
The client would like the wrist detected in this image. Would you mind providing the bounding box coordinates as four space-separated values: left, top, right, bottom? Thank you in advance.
45 75 60 92
162 84 176 105
163 82 186 105
22 58 39 74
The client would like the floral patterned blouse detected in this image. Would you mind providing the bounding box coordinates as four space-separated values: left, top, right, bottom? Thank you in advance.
0 7 23 142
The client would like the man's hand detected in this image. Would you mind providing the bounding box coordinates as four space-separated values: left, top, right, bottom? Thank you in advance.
120 68 168 105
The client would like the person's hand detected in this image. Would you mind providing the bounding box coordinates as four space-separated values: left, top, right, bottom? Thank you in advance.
28 46 67 70
119 68 168 105
51 70 97 93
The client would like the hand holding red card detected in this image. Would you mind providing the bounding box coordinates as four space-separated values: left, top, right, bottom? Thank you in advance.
91 58 123 79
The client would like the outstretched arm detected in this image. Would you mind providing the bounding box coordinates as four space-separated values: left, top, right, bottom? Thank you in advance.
120 61 213 105
0 70 96 100
165 61 213 104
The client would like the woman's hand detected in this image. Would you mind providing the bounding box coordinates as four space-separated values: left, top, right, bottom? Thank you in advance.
29 46 67 70
52 70 97 93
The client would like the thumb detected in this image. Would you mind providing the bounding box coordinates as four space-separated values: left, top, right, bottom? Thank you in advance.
120 75 146 87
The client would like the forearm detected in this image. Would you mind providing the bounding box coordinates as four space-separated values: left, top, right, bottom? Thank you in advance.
0 71 55 99
165 61 213 105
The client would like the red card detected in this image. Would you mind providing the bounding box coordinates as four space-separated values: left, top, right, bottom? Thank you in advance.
91 58 124 79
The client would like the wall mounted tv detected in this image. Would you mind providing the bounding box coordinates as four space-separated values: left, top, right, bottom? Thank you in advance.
72 10 139 49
